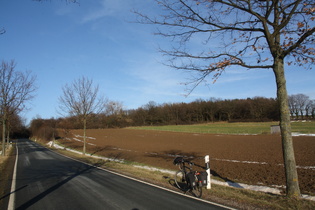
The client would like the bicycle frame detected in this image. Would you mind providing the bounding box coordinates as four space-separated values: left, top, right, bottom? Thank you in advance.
177 160 193 173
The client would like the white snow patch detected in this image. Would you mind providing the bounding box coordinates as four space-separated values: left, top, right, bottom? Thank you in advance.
74 134 96 140
292 132 315 137
47 141 123 163
297 165 315 170
302 194 315 201
212 158 268 165
73 138 82 142
212 179 281 194
71 138 95 146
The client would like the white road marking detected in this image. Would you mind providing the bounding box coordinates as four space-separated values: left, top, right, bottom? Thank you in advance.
8 142 18 210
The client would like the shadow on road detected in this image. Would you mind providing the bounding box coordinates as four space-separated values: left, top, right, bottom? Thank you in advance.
0 185 28 201
15 164 98 210
15 149 98 210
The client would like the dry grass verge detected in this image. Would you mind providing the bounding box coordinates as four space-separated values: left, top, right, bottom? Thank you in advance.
0 145 15 210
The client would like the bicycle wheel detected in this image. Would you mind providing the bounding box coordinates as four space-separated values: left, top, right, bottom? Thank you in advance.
190 181 202 198
174 170 187 191
190 185 202 198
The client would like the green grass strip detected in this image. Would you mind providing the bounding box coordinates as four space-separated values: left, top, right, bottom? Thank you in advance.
127 121 315 135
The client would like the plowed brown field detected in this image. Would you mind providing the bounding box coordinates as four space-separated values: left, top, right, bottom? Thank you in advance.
57 128 315 195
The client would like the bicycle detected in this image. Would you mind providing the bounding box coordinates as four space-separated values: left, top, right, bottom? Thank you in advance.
173 157 207 198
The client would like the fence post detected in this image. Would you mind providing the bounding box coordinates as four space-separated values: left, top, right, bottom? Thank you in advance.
205 155 211 189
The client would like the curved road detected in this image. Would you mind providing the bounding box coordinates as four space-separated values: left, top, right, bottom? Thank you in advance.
9 139 231 210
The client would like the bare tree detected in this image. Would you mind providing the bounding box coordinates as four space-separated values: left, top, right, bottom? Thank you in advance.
105 100 124 116
295 94 310 119
136 0 315 197
289 94 311 119
288 95 299 119
58 76 105 155
311 100 315 119
0 60 37 156
305 99 314 118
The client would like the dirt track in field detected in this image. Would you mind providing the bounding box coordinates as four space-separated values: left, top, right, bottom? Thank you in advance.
57 128 315 194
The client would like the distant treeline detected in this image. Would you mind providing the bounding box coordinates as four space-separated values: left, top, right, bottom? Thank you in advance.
29 95 315 140
0 112 30 140
128 97 281 125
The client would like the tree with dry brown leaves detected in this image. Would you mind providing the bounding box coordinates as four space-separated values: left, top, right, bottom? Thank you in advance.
136 0 315 198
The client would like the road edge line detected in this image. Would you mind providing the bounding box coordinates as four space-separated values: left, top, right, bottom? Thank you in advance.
8 142 18 210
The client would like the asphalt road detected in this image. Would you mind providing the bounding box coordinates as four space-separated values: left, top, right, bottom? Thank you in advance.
9 139 231 210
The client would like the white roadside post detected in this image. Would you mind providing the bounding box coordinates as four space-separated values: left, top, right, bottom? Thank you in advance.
205 155 211 189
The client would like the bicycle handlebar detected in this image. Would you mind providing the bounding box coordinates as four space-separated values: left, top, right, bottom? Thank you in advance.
173 156 206 169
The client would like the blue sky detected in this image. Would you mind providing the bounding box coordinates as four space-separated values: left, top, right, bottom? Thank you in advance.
1 0 314 124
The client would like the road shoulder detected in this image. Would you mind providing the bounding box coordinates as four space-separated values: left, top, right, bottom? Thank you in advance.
0 145 16 210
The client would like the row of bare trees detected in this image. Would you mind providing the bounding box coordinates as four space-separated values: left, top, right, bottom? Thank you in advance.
0 112 29 139
0 60 36 156
288 94 315 120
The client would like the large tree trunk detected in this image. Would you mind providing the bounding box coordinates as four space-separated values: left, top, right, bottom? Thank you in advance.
6 126 10 148
6 119 10 148
83 117 86 155
1 118 6 156
273 58 301 198
1 113 7 156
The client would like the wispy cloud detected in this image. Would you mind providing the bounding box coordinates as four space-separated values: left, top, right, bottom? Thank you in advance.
80 0 137 23
128 57 184 92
